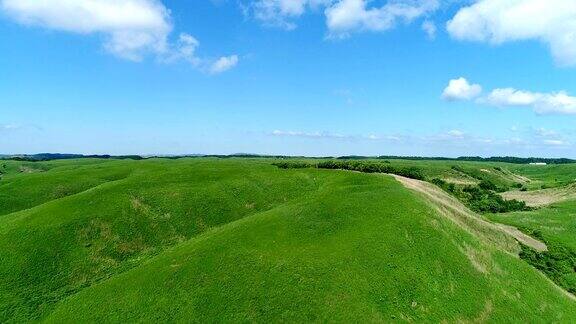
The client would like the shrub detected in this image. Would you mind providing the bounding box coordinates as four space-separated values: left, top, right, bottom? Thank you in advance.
314 160 425 180
272 161 314 169
433 181 529 214
431 178 456 193
519 235 576 294
478 180 497 191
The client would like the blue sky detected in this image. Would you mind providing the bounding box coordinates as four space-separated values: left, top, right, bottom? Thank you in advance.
1 0 576 157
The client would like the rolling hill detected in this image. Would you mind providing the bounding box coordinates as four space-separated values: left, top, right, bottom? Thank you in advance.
0 158 575 322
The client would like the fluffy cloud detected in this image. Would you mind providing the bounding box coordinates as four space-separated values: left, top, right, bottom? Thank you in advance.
325 0 439 38
421 20 436 39
209 55 239 74
246 0 329 30
167 33 201 65
447 0 576 66
1 0 172 61
245 0 439 36
484 88 541 107
442 77 483 101
484 88 576 115
443 78 576 115
0 0 238 72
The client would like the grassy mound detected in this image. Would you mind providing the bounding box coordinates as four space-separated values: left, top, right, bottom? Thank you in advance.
0 159 319 320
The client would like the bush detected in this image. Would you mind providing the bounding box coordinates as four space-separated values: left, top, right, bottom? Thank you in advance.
461 185 528 213
314 160 425 180
519 234 576 294
478 180 498 191
430 181 529 214
272 161 314 169
431 178 456 193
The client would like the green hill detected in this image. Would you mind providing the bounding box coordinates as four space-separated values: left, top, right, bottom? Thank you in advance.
0 158 575 322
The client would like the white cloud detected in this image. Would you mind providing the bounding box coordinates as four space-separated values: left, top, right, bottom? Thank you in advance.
209 55 239 74
1 0 172 61
544 139 570 146
165 33 201 65
384 135 402 141
421 19 436 39
532 128 570 146
271 128 574 152
483 88 541 106
325 0 439 38
272 130 347 139
443 78 576 115
442 77 482 101
271 130 401 141
535 128 558 138
447 129 465 138
245 0 439 36
484 88 576 115
1 124 20 130
0 0 239 72
447 0 576 66
246 0 329 30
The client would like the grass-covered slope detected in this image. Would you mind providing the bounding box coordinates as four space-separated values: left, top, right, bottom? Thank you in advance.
0 160 134 216
489 200 576 293
0 159 319 321
490 200 576 251
509 164 576 189
0 159 575 322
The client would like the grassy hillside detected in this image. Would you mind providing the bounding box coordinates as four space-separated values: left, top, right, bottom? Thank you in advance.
0 158 575 322
489 200 576 293
509 164 576 189
490 200 576 251
0 160 134 216
0 159 319 320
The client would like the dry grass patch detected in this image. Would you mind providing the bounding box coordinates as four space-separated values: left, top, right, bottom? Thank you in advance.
501 184 576 207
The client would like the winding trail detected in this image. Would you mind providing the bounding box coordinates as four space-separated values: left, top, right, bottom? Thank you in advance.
390 174 547 253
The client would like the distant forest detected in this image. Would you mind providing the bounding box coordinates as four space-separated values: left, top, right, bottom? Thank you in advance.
2 153 574 164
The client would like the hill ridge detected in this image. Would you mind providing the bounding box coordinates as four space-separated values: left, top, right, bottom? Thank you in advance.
390 174 546 252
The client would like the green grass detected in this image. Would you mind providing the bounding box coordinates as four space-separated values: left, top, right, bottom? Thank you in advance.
1 158 575 322
381 159 576 191
0 160 134 216
508 164 576 189
489 200 576 251
488 200 576 293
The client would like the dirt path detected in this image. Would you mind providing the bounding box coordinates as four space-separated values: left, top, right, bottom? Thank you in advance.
501 184 576 207
390 175 547 253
